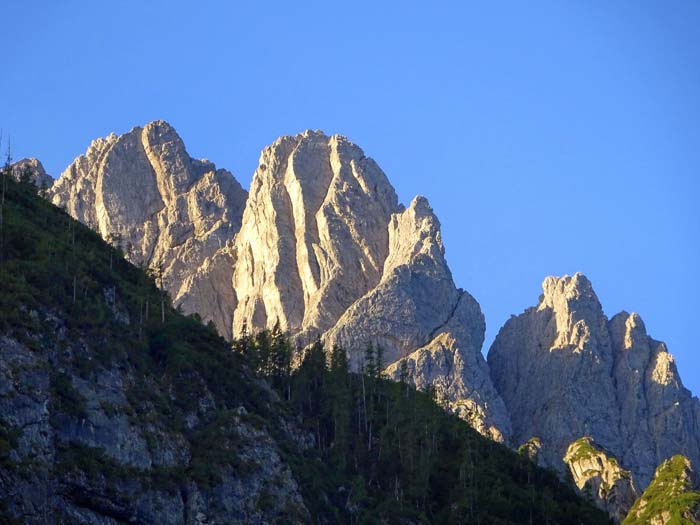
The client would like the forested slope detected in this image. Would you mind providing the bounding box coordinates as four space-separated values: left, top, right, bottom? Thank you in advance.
0 171 611 523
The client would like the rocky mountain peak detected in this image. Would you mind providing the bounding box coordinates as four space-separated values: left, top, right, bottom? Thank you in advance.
231 129 400 340
48 120 248 338
489 273 700 490
540 272 596 308
8 157 53 188
229 131 510 441
538 272 609 353
383 195 443 278
609 311 648 352
39 123 509 441
323 191 511 442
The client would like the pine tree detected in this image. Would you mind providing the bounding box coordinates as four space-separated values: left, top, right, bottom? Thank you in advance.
270 322 292 398
0 138 10 262
328 344 351 471
375 343 384 379
253 329 272 376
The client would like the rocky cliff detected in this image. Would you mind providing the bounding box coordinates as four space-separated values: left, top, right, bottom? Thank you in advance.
47 123 510 442
488 273 700 488
231 131 510 441
231 130 400 342
326 196 510 442
48 121 247 339
9 157 53 189
564 437 638 522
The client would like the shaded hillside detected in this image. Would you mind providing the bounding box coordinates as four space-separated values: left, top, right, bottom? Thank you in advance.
0 172 611 523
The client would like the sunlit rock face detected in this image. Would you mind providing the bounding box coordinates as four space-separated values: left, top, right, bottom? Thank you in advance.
564 437 638 522
232 131 511 442
231 130 400 342
9 158 53 189
488 273 700 488
48 121 247 338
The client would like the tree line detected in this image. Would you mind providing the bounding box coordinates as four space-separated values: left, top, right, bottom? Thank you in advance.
230 327 611 524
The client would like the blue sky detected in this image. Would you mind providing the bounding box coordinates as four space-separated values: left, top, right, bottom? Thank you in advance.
2 1 699 394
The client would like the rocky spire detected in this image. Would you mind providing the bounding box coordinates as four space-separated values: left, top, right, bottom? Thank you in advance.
9 158 53 189
48 121 247 338
325 196 511 442
488 273 700 488
610 311 700 488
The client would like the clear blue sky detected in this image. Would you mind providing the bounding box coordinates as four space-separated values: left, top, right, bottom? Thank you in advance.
3 1 699 394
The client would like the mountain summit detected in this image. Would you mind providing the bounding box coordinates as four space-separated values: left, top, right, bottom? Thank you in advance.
488 273 700 489
49 121 248 338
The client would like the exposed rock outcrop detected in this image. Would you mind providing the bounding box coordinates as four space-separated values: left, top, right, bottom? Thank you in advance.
231 130 400 342
518 437 545 467
231 132 510 441
610 311 700 489
488 273 700 488
623 455 700 525
41 124 511 440
9 157 53 189
48 121 247 338
0 313 309 524
564 437 638 522
327 196 511 442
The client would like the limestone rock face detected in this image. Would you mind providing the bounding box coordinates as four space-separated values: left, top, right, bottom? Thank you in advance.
231 130 400 342
48 121 247 338
623 455 700 525
564 437 638 522
327 196 511 442
326 196 461 365
44 125 511 441
9 158 53 189
232 132 510 441
488 273 700 488
610 311 700 489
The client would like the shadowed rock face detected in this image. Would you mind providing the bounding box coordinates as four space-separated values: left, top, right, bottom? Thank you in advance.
48 121 247 339
0 316 310 524
488 273 700 488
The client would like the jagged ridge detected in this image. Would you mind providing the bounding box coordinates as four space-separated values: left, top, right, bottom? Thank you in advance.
39 123 512 442
488 273 700 490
